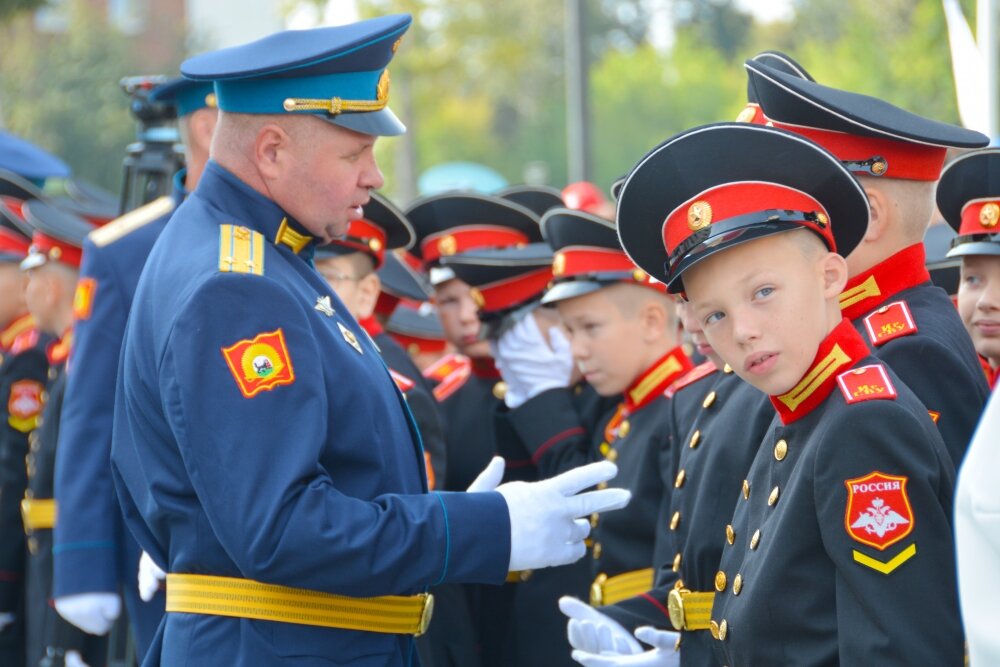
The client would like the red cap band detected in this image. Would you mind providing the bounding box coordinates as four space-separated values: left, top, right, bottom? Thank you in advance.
471 267 553 314
421 226 530 264
959 199 1000 235
29 232 82 268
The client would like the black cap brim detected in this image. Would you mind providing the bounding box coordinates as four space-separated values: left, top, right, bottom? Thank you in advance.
937 149 1000 231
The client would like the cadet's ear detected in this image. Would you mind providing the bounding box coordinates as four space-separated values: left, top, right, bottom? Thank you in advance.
863 185 892 242
820 251 849 299
254 123 291 181
354 271 382 319
640 296 669 342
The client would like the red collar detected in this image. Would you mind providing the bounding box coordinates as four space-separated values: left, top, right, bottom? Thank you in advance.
359 316 383 338
839 244 930 321
47 328 73 366
471 356 501 379
770 318 871 425
981 356 998 390
623 346 693 413
1 312 34 352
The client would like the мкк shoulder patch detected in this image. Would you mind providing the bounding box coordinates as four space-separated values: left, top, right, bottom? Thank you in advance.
862 301 917 346
836 364 898 405
221 329 295 398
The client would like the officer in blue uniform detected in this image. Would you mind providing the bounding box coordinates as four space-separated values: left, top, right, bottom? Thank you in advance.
51 77 217 660
110 16 628 666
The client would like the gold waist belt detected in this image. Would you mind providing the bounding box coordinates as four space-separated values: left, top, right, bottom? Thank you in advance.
590 567 654 606
667 588 714 631
165 573 434 636
20 498 56 532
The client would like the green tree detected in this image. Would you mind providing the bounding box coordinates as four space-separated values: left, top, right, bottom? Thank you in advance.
0 0 46 23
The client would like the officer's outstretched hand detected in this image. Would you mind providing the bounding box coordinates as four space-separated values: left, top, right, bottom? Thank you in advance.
571 626 680 667
54 592 121 636
560 596 642 655
138 550 167 602
497 461 630 571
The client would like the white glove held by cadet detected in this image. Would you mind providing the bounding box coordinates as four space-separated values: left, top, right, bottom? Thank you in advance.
54 592 121 636
493 313 574 409
64 650 91 667
138 550 167 602
0 612 15 632
497 460 630 571
560 596 643 655
571 626 681 667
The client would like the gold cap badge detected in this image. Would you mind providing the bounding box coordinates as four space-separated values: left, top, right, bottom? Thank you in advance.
687 201 712 231
980 202 1000 228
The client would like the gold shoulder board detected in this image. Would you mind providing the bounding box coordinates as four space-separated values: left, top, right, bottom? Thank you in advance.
89 196 175 248
218 224 265 276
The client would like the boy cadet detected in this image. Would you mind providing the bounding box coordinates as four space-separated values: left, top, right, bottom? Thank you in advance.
582 122 962 666
491 207 691 606
110 16 628 666
18 201 104 666
936 148 1000 389
314 193 448 487
745 59 991 466
0 200 50 666
51 77 217 660
386 302 451 372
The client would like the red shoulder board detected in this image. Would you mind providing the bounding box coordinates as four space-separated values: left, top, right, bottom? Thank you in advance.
862 301 917 347
664 361 718 399
836 364 898 405
844 471 914 550
389 368 415 393
9 327 39 356
423 353 470 382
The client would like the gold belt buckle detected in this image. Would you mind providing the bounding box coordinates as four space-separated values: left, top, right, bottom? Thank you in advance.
667 588 688 631
416 593 435 637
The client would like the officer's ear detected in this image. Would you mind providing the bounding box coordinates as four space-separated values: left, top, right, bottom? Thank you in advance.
254 122 294 182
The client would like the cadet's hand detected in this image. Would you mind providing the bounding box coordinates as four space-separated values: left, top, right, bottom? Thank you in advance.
560 596 642 655
138 551 167 602
571 627 680 667
497 461 630 571
64 650 91 667
0 612 14 632
493 313 574 409
54 593 121 635
467 456 506 493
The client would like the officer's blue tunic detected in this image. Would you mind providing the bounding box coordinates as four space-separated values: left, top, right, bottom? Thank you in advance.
53 177 185 658
111 161 510 666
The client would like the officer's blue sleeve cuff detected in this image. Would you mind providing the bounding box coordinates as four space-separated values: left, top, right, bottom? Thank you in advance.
52 543 119 597
432 490 510 586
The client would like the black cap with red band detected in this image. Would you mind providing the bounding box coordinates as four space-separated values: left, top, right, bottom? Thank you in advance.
315 192 415 269
616 122 870 293
937 148 1000 258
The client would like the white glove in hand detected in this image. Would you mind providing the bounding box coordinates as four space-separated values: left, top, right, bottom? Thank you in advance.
64 650 91 667
493 313 574 409
0 612 15 632
560 596 642 655
498 461 630 571
571 626 681 667
54 593 121 635
138 551 167 602
467 456 506 493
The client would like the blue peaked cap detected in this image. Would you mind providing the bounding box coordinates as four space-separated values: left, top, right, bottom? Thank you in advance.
0 131 70 182
149 77 218 117
181 14 412 136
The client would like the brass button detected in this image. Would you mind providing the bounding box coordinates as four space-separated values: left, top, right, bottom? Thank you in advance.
672 553 682 572
606 449 618 462
618 420 631 438
593 542 603 559
599 441 610 456
28 537 38 554
492 381 507 400
750 529 761 550
689 430 701 449
719 619 728 640
597 481 608 490
733 573 743 595
709 620 720 640
675 469 686 488
742 480 750 500
774 439 788 461
714 571 727 592
670 511 681 531
48 368 57 381
726 524 735 545
723 363 733 374
590 513 599 528
768 486 780 507
702 391 717 409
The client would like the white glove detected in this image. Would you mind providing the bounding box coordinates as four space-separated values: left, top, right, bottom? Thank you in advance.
65 650 91 667
497 461 630 571
467 456 506 493
138 551 167 602
560 596 643 655
571 626 681 667
0 612 14 632
493 313 574 409
54 593 121 635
